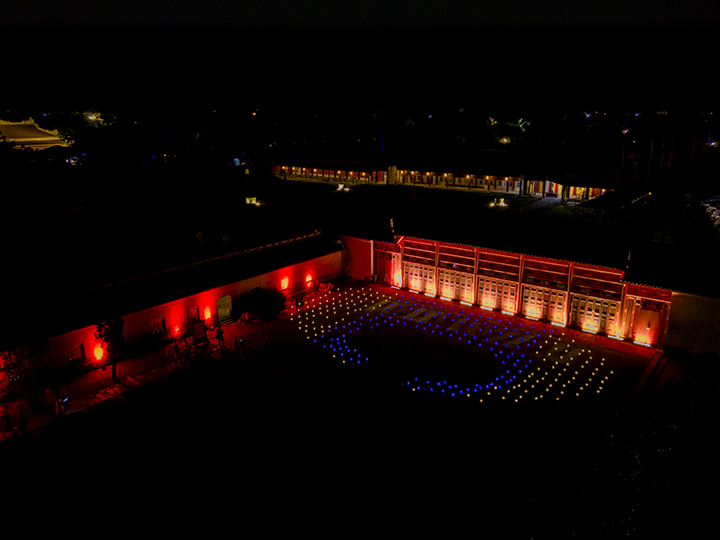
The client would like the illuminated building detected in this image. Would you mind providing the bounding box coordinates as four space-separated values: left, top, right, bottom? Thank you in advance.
272 163 388 184
0 118 66 150
273 162 604 201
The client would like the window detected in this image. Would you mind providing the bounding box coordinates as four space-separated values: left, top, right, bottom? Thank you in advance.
151 317 166 335
67 343 85 362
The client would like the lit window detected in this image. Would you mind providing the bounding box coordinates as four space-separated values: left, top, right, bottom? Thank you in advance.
151 317 166 335
66 343 85 362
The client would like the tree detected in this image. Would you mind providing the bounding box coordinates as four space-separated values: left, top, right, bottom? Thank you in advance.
95 317 126 381
0 340 48 407
236 287 286 322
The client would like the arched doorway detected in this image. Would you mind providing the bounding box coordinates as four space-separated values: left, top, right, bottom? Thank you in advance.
218 295 232 325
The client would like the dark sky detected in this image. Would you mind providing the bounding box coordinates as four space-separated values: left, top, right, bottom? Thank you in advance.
4 1 719 111
5 0 720 29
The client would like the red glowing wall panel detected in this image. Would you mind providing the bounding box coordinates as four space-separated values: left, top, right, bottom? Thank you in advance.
40 325 99 370
339 236 374 281
375 241 401 254
633 308 662 345
477 250 521 270
626 283 672 302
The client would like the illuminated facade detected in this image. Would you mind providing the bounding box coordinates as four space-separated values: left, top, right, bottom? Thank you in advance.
272 163 604 201
394 170 527 194
374 236 671 347
272 165 387 184
390 170 601 199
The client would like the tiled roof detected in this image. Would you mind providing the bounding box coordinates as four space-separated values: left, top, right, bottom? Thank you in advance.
0 121 65 150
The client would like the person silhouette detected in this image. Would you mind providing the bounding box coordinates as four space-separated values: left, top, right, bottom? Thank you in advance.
216 326 226 350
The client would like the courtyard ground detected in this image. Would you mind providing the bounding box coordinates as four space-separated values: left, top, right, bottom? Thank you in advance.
289 283 657 410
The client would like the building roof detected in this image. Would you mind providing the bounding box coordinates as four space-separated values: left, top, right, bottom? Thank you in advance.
0 120 65 150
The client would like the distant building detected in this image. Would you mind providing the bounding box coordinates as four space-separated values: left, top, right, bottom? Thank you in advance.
0 119 66 150
271 158 388 184
271 158 609 201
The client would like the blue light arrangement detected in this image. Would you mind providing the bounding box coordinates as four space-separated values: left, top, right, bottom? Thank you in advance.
291 285 613 404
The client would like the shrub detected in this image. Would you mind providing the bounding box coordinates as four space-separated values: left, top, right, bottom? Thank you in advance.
236 287 286 322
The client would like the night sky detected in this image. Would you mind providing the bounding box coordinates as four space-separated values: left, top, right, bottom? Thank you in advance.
4 1 719 110
5 1 720 29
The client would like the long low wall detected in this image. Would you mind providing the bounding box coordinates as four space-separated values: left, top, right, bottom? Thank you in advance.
41 250 343 372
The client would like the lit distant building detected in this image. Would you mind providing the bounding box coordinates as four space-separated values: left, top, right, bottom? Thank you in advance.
0 118 66 150
272 161 608 202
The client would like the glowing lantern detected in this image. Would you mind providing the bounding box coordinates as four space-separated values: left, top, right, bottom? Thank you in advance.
281 276 289 290
305 273 313 285
204 307 212 320
94 345 104 361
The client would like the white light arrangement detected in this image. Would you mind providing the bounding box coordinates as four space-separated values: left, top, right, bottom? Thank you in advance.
292 285 615 403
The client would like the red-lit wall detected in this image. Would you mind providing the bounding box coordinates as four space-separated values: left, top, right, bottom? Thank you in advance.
35 251 342 372
124 250 341 342
339 236 373 280
41 326 99 371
